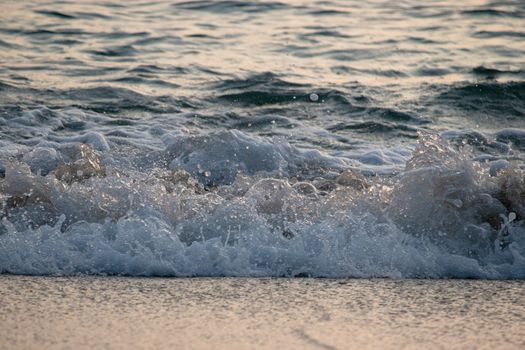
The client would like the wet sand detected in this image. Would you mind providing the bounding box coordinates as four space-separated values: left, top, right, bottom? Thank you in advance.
1 276 524 349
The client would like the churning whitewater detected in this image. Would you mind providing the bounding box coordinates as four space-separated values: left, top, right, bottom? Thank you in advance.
1 128 524 278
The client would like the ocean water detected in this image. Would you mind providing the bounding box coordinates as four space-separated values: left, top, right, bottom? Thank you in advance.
1 0 525 278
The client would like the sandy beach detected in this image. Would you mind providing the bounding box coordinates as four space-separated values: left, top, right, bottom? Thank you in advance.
1 276 524 350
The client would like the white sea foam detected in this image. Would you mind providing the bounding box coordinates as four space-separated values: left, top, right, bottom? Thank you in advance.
0 130 524 278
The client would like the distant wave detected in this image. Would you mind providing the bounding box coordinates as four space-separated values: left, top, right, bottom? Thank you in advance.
436 81 525 118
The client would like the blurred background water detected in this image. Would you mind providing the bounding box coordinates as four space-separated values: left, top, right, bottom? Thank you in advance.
1 0 524 154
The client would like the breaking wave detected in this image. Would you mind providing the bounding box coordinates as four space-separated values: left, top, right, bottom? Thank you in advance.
1 130 524 278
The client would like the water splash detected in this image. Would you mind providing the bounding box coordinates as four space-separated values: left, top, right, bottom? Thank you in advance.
1 132 524 278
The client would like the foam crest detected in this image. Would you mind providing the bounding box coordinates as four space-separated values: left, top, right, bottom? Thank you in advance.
162 130 349 185
0 132 524 278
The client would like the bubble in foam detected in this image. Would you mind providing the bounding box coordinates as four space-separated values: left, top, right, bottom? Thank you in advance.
22 147 62 175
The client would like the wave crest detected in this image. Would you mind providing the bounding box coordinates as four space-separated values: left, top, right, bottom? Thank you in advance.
0 132 524 278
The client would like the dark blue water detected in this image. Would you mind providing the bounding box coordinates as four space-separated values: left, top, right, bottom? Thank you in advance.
0 0 524 278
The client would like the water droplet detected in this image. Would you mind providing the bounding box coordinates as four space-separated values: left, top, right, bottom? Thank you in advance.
309 93 319 102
